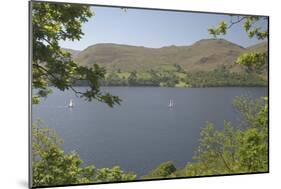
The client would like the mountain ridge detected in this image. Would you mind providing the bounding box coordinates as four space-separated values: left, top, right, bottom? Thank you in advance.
63 39 267 73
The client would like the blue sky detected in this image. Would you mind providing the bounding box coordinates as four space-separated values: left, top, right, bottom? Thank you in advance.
59 6 268 51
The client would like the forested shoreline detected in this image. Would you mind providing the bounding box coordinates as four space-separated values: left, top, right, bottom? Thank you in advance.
72 68 267 88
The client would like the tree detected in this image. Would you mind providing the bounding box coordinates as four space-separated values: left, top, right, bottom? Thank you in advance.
183 97 268 176
32 122 94 186
95 166 136 182
32 122 137 187
234 97 268 172
128 71 138 86
233 96 268 128
32 2 121 107
208 15 268 73
146 97 268 178
143 161 177 179
160 72 178 87
174 64 185 73
236 52 267 73
106 72 123 86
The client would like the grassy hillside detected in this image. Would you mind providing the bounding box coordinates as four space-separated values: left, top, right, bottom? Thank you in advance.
73 39 267 73
67 39 268 87
246 41 268 53
62 48 81 58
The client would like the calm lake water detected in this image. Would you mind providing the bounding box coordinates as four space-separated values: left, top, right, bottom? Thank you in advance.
32 87 267 176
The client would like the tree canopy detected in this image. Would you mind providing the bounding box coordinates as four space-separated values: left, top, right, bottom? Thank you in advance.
32 2 121 107
32 122 136 187
32 122 94 186
142 161 177 179
208 15 268 73
143 97 268 178
184 97 268 176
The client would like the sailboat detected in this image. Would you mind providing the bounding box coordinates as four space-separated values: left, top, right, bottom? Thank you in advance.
68 99 74 108
168 99 174 108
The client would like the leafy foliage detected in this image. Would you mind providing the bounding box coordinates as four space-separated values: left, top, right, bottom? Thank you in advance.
186 69 266 87
32 122 94 187
186 97 268 175
185 121 241 176
142 161 177 179
208 15 268 78
236 52 268 73
92 67 267 88
32 122 136 187
105 72 128 86
243 17 268 40
208 21 227 38
32 2 121 107
233 96 268 128
95 166 136 182
208 16 268 40
128 71 138 86
145 97 268 178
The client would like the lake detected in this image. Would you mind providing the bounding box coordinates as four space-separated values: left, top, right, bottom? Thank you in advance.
32 87 267 177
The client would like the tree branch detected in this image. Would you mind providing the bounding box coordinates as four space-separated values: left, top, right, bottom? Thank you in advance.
228 16 247 29
33 63 86 97
217 152 233 172
69 86 84 96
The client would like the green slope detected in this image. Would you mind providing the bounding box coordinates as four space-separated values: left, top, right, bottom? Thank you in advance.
73 39 267 73
64 39 268 87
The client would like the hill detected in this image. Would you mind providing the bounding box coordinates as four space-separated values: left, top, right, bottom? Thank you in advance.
62 48 81 58
65 39 268 87
246 41 268 53
73 39 267 73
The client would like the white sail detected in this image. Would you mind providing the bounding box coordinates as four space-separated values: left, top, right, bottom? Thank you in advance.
168 99 174 108
69 99 74 107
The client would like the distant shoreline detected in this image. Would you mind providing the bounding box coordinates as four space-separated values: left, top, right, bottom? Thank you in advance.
71 85 268 88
